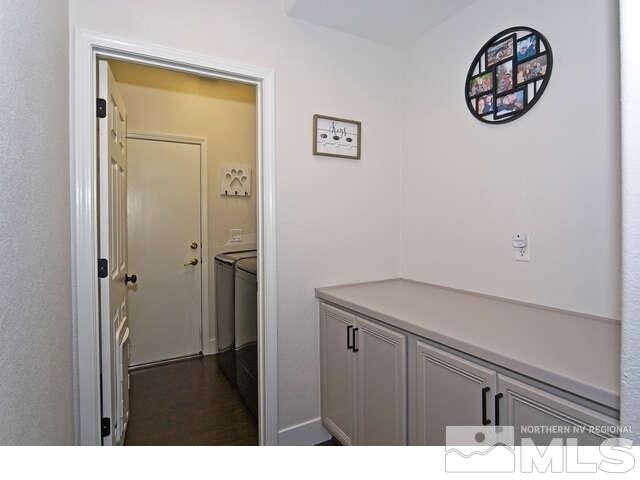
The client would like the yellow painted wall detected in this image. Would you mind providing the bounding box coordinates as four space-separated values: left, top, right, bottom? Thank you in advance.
111 60 257 254
110 61 256 351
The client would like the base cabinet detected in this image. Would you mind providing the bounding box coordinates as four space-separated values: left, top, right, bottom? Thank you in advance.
411 341 618 446
320 303 406 445
356 316 406 445
320 301 618 447
320 304 356 445
498 375 618 446
413 341 496 445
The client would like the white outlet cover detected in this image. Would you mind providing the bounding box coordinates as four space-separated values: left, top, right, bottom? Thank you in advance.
513 233 530 262
230 228 243 242
515 246 530 262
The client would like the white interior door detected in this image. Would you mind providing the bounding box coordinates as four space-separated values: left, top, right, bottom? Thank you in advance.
127 137 202 366
98 60 129 445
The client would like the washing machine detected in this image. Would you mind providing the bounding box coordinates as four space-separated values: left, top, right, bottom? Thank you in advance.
214 250 256 384
234 256 258 417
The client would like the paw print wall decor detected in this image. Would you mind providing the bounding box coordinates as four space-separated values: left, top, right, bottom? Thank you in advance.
220 166 251 197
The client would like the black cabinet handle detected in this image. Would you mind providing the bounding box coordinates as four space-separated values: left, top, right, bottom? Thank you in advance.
482 386 491 425
347 325 353 350
494 393 504 426
352 327 359 353
125 273 137 285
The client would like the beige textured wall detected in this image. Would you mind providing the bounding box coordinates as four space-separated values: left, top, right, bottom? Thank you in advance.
110 61 257 350
0 0 73 444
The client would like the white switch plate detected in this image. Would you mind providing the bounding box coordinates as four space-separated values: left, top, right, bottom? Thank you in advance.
512 233 530 262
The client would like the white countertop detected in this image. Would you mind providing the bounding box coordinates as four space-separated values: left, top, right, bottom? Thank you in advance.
316 278 620 410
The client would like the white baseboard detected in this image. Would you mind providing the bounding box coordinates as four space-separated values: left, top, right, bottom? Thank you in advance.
203 337 217 356
277 417 331 446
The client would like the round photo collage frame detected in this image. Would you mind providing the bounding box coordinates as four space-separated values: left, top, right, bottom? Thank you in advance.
465 26 553 124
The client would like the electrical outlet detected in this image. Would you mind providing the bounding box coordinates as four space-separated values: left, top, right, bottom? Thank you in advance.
512 233 530 262
230 228 243 243
515 245 530 261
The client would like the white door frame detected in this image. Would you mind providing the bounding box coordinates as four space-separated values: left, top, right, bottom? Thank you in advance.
620 0 640 442
70 29 278 445
126 131 213 359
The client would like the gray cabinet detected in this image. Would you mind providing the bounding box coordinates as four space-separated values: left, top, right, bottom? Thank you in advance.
498 375 618 446
321 301 617 447
319 303 407 445
410 340 618 446
320 303 356 445
412 341 496 445
355 316 406 445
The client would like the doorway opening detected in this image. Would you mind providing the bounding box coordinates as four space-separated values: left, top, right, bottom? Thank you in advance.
99 58 259 445
70 31 277 446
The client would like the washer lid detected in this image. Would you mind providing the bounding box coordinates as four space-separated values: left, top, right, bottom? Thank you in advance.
236 257 257 275
215 250 257 265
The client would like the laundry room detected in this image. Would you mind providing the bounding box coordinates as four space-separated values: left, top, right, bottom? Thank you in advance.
105 60 259 445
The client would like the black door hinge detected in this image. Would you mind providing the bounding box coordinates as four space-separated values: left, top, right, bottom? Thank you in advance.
98 258 108 278
96 98 107 118
101 417 111 437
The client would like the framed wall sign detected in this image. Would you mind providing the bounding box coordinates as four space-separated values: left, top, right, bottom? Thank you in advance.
313 114 361 159
465 26 553 124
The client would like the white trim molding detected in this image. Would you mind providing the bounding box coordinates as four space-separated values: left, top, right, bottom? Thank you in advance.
277 417 332 446
70 29 278 445
620 0 640 443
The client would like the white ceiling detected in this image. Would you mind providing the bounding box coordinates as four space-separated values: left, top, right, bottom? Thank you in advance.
284 0 478 48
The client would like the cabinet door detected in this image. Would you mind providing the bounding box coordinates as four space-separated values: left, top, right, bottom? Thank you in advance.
497 375 618 446
413 341 497 445
355 316 407 445
320 303 356 445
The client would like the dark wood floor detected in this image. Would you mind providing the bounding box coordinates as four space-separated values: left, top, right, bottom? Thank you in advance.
317 437 341 446
124 355 258 445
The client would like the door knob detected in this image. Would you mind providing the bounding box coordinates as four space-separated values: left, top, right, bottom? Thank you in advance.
184 258 199 266
190 241 198 250
125 273 137 285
